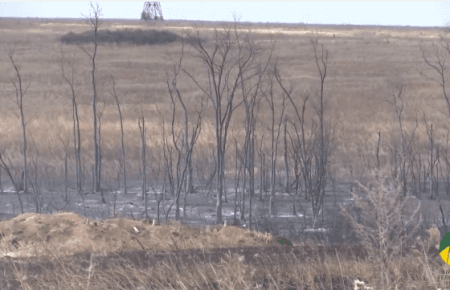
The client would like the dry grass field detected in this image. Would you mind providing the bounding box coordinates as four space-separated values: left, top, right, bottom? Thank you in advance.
1 17 450 289
0 18 449 182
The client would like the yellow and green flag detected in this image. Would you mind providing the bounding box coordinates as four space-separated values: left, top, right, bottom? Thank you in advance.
440 233 450 265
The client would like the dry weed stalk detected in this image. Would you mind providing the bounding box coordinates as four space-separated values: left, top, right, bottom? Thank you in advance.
340 168 444 288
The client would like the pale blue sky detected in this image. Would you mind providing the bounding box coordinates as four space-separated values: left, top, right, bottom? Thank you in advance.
0 2 449 27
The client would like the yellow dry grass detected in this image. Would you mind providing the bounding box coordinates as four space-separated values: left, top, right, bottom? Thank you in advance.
0 18 449 182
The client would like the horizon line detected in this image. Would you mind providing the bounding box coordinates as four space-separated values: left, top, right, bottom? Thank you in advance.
0 17 448 30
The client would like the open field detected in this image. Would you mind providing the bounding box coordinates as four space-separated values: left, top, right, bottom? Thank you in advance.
1 18 450 182
1 17 450 289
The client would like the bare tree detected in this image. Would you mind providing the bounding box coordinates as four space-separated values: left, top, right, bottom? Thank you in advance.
58 135 70 202
310 40 331 227
414 150 424 199
8 48 31 194
275 40 333 228
286 123 302 216
60 49 83 194
97 101 105 202
385 85 418 198
150 182 164 223
158 112 176 223
236 23 273 228
232 137 245 225
0 152 24 213
0 166 3 194
28 133 44 213
167 51 205 221
257 133 267 201
110 76 127 195
283 116 290 193
182 25 263 225
138 109 148 218
423 114 440 200
376 131 381 172
420 38 450 201
263 68 286 217
147 145 165 222
79 2 102 193
160 115 175 201
420 41 450 123
167 42 194 195
440 131 450 197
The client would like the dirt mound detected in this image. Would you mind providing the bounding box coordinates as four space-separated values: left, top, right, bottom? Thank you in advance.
0 212 275 260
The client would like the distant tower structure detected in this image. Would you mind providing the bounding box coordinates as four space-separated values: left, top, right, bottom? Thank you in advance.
141 2 164 21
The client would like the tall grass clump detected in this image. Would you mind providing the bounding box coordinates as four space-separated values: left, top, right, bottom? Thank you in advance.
339 168 446 289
